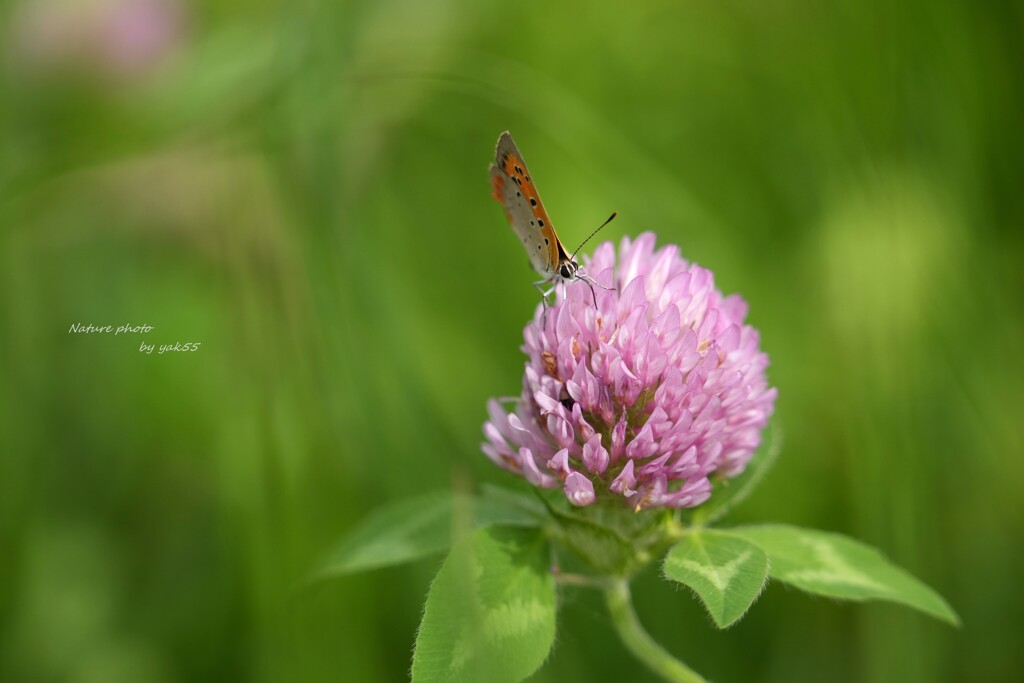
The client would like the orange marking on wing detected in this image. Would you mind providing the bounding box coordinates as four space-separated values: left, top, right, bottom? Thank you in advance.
501 153 540 203
490 169 504 202
502 153 524 179
539 224 561 269
500 152 563 269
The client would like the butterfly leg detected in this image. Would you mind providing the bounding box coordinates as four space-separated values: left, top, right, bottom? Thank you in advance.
534 279 557 305
534 279 557 324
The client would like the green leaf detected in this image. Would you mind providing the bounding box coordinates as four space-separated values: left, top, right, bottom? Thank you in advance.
693 422 781 526
732 524 960 626
663 529 769 628
477 484 548 524
412 525 556 683
315 491 541 579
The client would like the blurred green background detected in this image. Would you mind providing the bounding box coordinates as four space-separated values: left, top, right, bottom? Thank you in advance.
1 0 1022 681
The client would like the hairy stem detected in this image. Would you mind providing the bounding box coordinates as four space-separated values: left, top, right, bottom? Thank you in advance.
604 579 708 683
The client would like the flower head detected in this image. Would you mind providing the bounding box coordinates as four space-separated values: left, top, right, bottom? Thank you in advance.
482 233 776 510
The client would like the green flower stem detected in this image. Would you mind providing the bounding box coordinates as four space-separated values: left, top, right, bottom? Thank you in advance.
604 579 708 683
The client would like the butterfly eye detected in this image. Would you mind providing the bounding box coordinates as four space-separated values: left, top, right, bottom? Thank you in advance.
559 262 577 279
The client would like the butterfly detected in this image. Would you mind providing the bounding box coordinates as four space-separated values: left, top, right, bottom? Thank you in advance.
489 131 615 306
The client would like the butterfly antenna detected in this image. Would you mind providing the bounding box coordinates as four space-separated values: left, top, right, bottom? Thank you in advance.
570 212 618 261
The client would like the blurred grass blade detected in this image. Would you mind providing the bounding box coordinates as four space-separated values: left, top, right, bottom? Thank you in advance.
732 524 960 626
663 529 769 629
412 525 556 683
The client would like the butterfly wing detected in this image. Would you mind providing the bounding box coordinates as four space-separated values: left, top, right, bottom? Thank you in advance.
489 131 566 278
